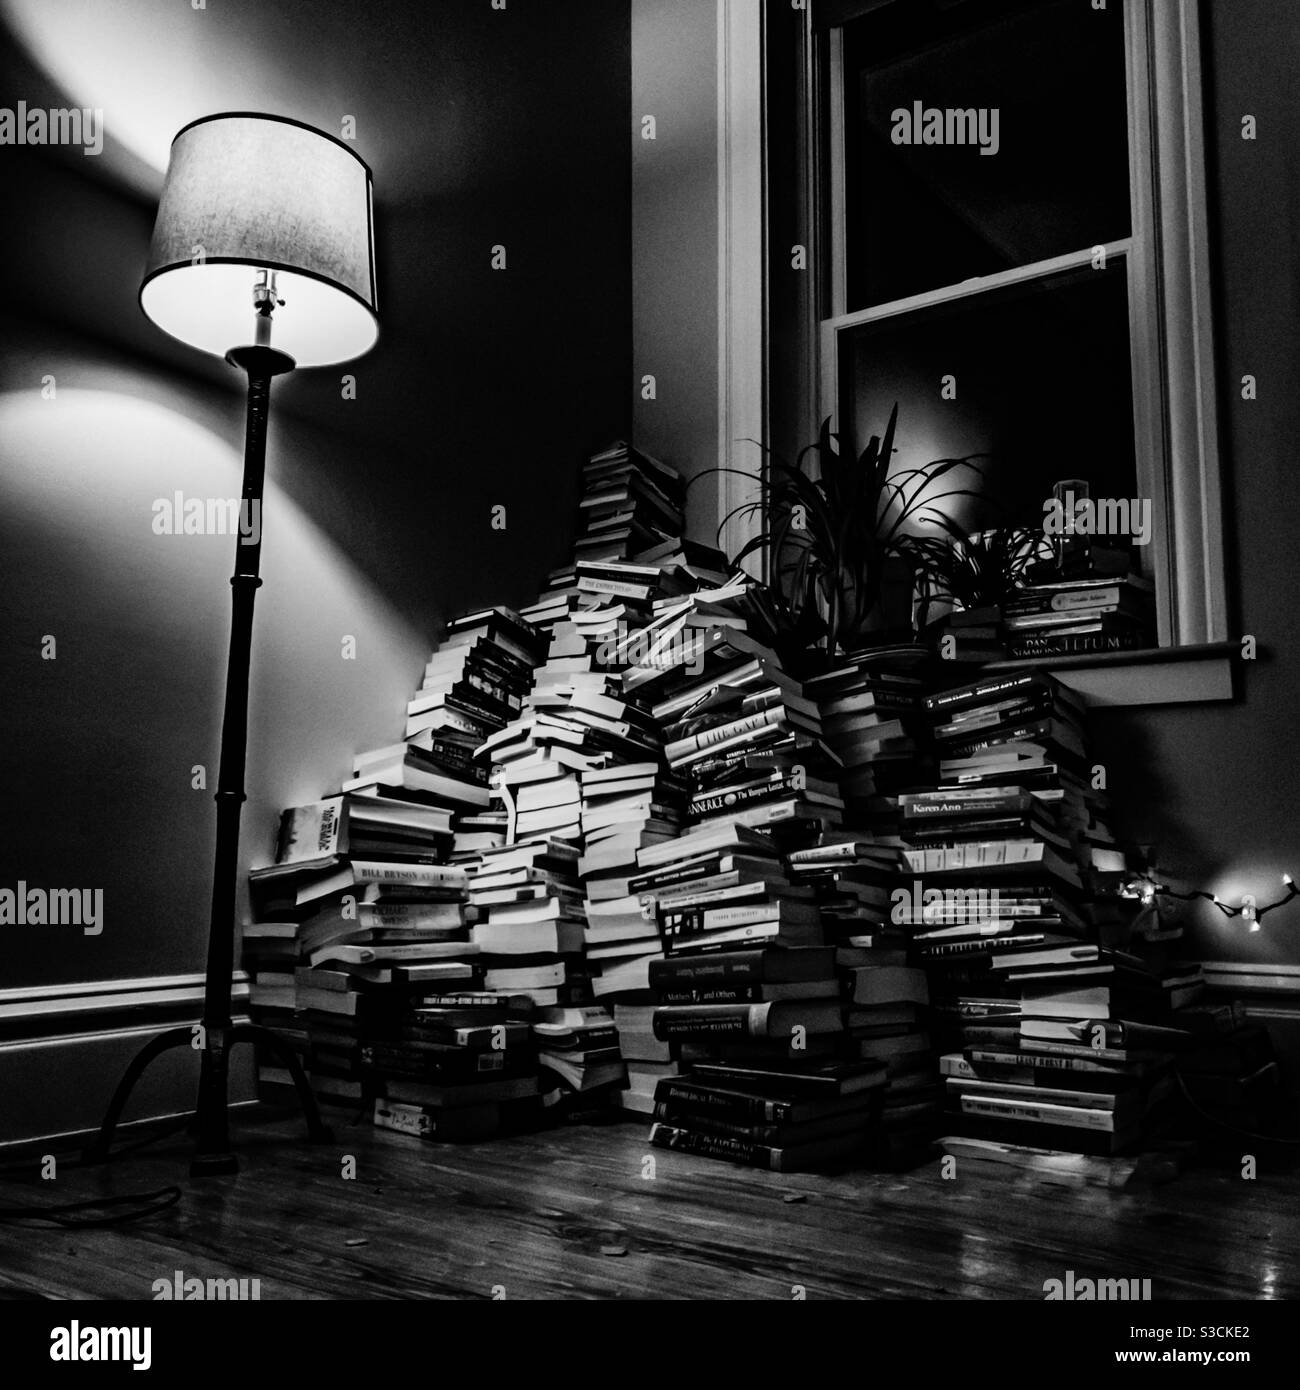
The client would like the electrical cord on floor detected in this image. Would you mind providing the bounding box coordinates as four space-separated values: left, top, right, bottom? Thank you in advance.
0 1114 194 1227
1175 1070 1300 1145
0 1186 182 1227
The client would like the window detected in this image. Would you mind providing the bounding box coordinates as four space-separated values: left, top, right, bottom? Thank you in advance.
797 0 1227 648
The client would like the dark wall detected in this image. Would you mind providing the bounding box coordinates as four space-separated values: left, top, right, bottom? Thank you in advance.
0 0 631 992
1091 0 1300 964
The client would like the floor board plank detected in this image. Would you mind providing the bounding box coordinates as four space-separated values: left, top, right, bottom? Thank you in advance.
0 1113 1294 1300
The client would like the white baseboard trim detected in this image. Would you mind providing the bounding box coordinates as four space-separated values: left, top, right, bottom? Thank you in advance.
0 970 250 1031
0 973 257 1148
1202 962 1300 996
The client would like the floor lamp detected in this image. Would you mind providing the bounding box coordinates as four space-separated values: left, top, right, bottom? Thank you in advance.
86 113 380 1176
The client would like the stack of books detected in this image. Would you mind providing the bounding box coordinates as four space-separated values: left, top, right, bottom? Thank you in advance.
924 604 1007 664
897 667 1189 1161
623 614 844 848
464 836 588 1000
398 606 548 775
633 823 898 1171
246 795 485 1111
841 955 941 1166
370 989 539 1143
532 1003 628 1107
1002 571 1156 661
938 954 1208 1158
647 941 889 1172
572 441 686 563
785 835 907 951
610 1001 676 1113
802 657 932 821
241 919 308 1103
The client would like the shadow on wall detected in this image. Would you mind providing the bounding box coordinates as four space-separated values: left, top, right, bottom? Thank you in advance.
0 364 430 990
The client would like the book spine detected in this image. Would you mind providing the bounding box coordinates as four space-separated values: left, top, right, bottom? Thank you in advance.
652 1005 762 1040
654 1080 784 1121
689 776 803 817
361 1047 512 1081
1003 585 1123 613
958 1096 1114 1130
654 983 771 1004
649 952 763 988
1005 632 1146 658
666 922 785 953
648 1121 776 1168
628 856 729 892
665 708 782 762
577 576 653 600
654 1102 789 1143
924 673 1042 714
350 861 468 887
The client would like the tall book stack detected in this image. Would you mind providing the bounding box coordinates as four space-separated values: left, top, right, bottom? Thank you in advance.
889 671 1106 1155
782 835 939 1166
894 667 1175 1161
525 477 742 1106
461 837 611 1112
467 606 666 1113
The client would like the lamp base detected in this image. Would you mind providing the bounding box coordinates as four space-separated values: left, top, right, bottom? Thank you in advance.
84 1021 333 1179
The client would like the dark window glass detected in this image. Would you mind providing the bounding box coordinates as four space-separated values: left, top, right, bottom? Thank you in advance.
839 259 1141 558
843 0 1131 310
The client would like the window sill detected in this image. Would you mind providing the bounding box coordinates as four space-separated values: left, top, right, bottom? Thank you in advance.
976 642 1238 709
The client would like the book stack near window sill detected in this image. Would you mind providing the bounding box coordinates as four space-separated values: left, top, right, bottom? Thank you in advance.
926 545 1160 667
893 665 1206 1167
1001 557 1156 662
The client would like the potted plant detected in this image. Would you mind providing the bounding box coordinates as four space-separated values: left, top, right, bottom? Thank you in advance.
904 521 1046 632
699 406 987 670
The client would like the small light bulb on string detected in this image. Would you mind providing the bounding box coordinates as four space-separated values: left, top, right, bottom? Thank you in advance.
1119 870 1296 927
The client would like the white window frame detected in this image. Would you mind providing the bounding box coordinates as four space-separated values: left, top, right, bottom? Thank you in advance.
815 0 1228 648
717 0 770 579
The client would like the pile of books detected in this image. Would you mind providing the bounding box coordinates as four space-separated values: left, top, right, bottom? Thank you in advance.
939 950 1217 1159
1001 571 1156 661
571 441 687 564
370 988 539 1143
891 667 1193 1161
924 604 1007 664
646 939 891 1172
801 655 932 822
462 836 619 1111
246 795 485 1115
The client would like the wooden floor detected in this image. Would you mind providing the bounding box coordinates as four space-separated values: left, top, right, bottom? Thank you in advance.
1 1110 1296 1300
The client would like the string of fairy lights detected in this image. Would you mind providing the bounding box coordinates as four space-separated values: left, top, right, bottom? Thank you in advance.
1121 874 1298 931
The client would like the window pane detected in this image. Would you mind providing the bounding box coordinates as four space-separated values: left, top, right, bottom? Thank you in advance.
838 261 1143 563
843 0 1131 311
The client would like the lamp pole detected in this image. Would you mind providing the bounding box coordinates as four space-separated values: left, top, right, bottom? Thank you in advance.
86 302 331 1176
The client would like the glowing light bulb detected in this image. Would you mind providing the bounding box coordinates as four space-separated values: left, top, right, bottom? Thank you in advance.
1284 874 1294 887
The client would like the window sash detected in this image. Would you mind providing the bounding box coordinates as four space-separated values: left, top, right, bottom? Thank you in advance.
813 0 1227 648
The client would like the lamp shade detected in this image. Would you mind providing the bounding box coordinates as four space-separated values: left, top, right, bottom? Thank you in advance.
140 113 378 367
